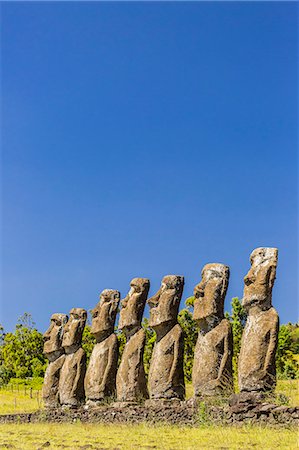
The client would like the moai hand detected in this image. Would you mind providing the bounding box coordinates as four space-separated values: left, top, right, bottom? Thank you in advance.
42 313 68 408
147 275 185 402
192 264 233 397
84 290 120 406
59 308 87 407
116 278 150 404
238 248 279 393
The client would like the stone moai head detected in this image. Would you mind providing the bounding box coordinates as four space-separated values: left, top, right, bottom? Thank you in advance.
118 278 150 332
243 247 278 312
43 313 68 360
91 289 120 342
62 308 87 351
148 275 184 330
193 264 229 328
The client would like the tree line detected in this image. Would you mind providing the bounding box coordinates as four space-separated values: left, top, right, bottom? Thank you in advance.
0 298 298 387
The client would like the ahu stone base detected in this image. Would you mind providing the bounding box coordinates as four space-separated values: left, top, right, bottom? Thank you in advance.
0 401 298 427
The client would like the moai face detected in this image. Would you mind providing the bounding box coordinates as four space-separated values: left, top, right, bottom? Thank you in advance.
62 308 87 350
43 313 68 357
148 275 184 329
118 278 150 332
91 289 120 341
193 264 229 325
243 247 278 312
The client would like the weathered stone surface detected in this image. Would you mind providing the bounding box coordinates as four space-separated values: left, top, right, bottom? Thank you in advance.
1 403 298 427
148 275 185 400
42 313 68 408
59 308 87 407
85 290 120 405
116 278 150 403
192 264 233 397
238 248 279 393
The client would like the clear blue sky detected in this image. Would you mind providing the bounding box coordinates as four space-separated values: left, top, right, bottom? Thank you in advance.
1 2 298 332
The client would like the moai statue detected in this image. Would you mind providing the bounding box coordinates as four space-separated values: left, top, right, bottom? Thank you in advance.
42 313 68 407
116 278 150 404
84 289 120 406
192 264 233 397
238 248 279 393
59 308 87 407
147 275 185 402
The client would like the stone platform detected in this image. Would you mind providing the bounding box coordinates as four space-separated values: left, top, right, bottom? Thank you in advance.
0 401 298 427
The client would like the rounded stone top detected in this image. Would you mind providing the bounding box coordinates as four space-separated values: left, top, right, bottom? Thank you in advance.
100 289 120 301
201 263 230 277
130 278 150 288
250 247 278 265
162 275 184 289
50 313 68 325
69 308 87 319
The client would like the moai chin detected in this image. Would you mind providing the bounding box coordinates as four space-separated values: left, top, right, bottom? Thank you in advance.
59 308 87 407
116 278 150 404
42 313 68 408
147 275 185 402
238 248 279 393
192 263 233 397
84 289 120 406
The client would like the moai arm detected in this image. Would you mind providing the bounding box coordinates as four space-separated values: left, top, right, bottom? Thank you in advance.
263 314 279 376
217 325 233 389
100 335 118 391
167 327 183 387
71 349 86 397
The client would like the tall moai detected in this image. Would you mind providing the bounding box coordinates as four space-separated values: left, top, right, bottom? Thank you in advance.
42 313 68 407
192 264 233 397
59 308 87 407
116 278 150 404
85 289 120 406
147 275 185 401
238 248 279 393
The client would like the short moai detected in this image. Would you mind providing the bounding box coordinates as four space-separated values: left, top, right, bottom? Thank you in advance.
147 275 185 402
192 264 233 397
59 308 87 407
238 248 279 393
84 290 120 406
42 313 68 408
116 278 150 404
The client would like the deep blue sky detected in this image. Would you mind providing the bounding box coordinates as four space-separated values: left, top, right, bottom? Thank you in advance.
1 2 298 332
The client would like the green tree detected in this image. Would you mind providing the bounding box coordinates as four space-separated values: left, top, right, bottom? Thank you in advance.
225 297 247 383
142 318 156 376
178 307 198 382
81 325 96 364
276 324 299 379
0 313 46 381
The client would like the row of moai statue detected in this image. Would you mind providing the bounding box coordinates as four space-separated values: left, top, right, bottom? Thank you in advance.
42 247 279 408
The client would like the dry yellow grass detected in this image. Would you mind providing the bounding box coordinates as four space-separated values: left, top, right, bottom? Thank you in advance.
0 388 42 415
0 422 297 450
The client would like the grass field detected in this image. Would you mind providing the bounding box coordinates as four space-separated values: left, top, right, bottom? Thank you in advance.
0 422 297 450
0 381 297 450
0 380 297 415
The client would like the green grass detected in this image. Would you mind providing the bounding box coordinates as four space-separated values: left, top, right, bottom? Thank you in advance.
275 380 299 406
0 423 297 450
0 387 42 414
0 379 297 415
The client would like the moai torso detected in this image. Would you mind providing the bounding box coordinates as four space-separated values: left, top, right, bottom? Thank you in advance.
42 313 68 408
147 275 185 401
192 264 233 397
238 248 279 393
149 323 185 400
239 308 279 391
116 278 150 403
59 308 87 407
84 290 120 404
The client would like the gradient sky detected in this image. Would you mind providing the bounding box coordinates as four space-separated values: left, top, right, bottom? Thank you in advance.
1 2 298 332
